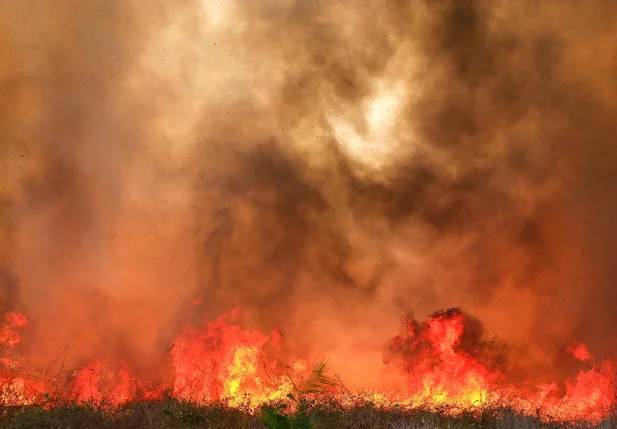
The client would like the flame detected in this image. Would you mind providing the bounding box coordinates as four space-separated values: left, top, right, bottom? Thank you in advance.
383 310 617 422
567 342 592 362
0 307 615 423
171 309 296 410
386 310 498 410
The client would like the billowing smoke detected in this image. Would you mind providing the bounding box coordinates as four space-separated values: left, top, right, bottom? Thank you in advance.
1 0 617 386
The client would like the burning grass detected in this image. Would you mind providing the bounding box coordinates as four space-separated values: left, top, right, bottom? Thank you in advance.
1 308 616 428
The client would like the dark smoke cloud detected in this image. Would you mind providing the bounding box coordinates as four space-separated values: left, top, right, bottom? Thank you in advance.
1 0 617 384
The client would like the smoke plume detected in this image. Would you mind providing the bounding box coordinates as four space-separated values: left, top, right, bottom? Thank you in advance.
1 0 617 385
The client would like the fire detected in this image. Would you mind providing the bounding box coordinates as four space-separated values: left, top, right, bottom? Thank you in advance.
65 361 136 406
384 310 617 422
567 342 592 362
0 312 43 406
386 310 498 410
171 309 295 410
0 307 615 424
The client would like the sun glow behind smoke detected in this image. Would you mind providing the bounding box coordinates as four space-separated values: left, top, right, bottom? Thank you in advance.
330 79 407 171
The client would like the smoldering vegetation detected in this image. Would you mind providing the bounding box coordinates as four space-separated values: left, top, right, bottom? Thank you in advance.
0 0 617 384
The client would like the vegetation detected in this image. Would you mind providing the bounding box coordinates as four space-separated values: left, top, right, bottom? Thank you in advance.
261 359 341 429
2 399 613 429
0 357 611 429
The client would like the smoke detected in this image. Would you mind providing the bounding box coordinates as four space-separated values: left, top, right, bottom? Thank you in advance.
1 0 617 384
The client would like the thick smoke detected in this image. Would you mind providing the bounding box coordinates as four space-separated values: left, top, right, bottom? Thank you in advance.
1 0 617 385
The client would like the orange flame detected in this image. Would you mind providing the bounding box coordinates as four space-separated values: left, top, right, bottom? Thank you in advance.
171 309 296 410
0 308 615 423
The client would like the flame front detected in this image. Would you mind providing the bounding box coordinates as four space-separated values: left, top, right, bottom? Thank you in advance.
0 308 615 424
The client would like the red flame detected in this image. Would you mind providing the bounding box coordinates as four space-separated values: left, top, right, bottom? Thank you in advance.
384 309 616 422
171 308 295 409
567 342 592 362
386 310 500 410
0 308 615 423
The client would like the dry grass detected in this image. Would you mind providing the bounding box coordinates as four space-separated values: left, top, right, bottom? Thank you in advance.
1 399 615 429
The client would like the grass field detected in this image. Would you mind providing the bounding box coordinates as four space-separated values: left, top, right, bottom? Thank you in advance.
0 399 613 429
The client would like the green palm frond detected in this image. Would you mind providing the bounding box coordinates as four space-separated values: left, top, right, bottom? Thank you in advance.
300 359 341 395
289 399 312 429
261 406 292 429
262 403 312 429
262 358 341 429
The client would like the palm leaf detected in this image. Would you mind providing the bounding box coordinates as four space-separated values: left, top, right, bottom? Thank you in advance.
289 399 313 429
300 359 341 395
261 406 292 429
262 358 341 429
